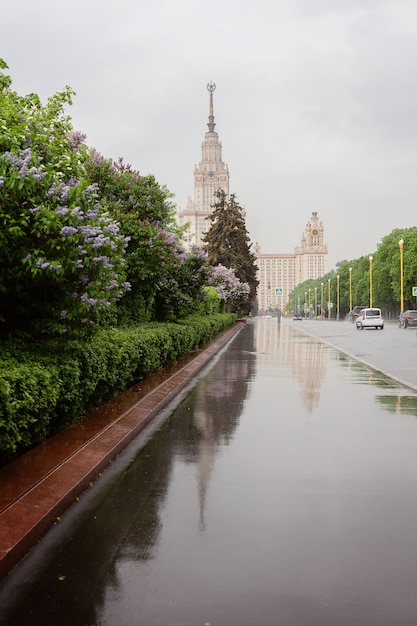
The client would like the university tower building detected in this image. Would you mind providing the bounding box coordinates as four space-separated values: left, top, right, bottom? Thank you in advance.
178 84 328 313
177 82 229 247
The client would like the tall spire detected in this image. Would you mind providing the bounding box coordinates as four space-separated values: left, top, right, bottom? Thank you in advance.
206 81 216 133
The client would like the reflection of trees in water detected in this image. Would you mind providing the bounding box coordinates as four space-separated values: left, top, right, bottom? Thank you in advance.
335 356 417 416
375 394 417 416
3 324 256 626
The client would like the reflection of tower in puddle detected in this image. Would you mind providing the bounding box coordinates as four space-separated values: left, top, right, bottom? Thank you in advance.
255 320 327 411
191 323 256 530
194 407 216 531
294 334 327 411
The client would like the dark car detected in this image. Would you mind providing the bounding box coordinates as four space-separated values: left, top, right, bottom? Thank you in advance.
399 310 417 328
350 306 367 322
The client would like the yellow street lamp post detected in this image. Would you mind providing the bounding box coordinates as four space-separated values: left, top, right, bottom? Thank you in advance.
399 239 404 314
349 267 352 313
327 278 331 319
369 256 373 308
337 274 340 320
321 282 324 319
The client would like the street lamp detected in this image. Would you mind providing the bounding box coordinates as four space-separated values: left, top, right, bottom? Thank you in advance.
328 278 331 319
369 256 373 308
321 283 324 319
399 239 404 314
349 267 352 312
337 274 340 320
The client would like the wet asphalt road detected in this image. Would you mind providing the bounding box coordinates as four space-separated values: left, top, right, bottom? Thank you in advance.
294 316 417 391
2 317 417 625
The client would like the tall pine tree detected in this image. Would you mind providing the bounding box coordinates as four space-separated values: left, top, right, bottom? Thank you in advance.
202 189 258 314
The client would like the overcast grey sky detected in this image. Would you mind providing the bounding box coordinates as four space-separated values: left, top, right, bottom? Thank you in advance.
3 0 417 269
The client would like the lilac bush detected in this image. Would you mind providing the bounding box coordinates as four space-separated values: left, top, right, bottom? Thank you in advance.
85 150 210 322
155 236 211 320
207 264 250 312
0 64 129 336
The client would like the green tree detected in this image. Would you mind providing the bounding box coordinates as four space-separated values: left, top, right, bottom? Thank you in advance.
202 190 258 314
373 228 417 311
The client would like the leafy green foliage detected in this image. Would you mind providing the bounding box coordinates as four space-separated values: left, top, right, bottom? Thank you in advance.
0 314 237 457
199 287 222 315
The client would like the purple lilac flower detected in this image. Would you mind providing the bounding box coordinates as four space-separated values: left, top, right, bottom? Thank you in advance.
61 226 77 236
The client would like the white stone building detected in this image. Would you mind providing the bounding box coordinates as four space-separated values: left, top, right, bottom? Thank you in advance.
255 212 328 313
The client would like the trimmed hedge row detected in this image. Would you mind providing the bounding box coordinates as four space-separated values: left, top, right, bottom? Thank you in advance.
0 313 237 459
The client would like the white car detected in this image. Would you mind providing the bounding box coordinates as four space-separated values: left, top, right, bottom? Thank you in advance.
356 307 384 330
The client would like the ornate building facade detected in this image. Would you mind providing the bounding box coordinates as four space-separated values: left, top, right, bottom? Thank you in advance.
255 212 328 313
178 84 328 312
177 82 229 247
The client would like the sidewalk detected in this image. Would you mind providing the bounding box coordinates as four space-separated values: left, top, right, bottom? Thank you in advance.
0 321 244 581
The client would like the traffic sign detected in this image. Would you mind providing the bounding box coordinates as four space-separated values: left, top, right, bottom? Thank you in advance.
275 288 283 295
413 287 417 296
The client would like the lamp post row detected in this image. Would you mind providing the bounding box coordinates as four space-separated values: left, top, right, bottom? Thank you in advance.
304 240 404 319
399 239 404 315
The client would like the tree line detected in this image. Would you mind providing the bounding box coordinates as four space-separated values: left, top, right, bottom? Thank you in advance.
288 228 417 318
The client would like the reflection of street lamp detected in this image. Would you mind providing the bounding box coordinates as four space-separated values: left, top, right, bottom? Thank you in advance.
308 288 311 319
369 256 373 308
399 239 404 314
304 291 307 316
349 267 352 312
337 274 340 320
321 282 324 319
314 287 317 318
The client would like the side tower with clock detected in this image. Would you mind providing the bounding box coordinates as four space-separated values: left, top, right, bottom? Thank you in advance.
294 211 328 284
178 82 230 247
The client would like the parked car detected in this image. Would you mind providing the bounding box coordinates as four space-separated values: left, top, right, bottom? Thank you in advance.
350 306 367 322
356 308 384 330
399 310 417 328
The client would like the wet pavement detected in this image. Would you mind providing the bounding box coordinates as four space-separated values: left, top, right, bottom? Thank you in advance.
292 316 417 390
2 318 417 625
0 323 244 581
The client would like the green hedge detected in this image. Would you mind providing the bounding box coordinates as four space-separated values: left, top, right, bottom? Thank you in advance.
0 314 237 459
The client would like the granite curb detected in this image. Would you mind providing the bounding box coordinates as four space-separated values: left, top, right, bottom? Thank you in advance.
0 321 245 581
